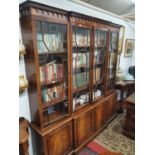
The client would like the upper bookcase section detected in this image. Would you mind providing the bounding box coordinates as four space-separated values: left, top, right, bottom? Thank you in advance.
19 1 121 29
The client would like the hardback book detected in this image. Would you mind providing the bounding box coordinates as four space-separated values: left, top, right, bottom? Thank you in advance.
42 83 65 102
93 67 101 82
73 53 89 68
39 66 46 83
57 64 61 79
94 51 102 64
44 33 52 51
37 33 44 53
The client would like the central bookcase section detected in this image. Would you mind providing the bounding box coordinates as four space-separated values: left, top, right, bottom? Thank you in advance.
36 21 69 126
72 26 91 111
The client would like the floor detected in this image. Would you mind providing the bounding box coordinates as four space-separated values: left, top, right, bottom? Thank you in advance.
79 112 135 155
94 113 135 155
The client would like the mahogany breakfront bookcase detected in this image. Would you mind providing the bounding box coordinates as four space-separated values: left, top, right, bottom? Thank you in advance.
20 1 120 155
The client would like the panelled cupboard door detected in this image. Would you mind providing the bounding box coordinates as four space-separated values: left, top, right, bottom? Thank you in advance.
95 101 108 131
108 93 117 117
46 121 73 155
74 110 94 147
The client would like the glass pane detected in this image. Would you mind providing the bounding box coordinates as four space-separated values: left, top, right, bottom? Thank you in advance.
93 29 107 101
72 26 91 111
107 32 118 91
43 101 68 126
36 21 67 53
36 21 68 125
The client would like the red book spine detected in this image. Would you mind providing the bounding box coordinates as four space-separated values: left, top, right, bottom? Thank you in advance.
60 64 63 78
45 65 49 83
52 63 54 80
42 66 46 83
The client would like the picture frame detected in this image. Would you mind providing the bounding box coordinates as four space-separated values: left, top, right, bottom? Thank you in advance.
118 26 125 55
124 39 135 57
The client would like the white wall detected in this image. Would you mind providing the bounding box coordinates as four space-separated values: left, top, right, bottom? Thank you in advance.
19 23 33 155
19 1 135 155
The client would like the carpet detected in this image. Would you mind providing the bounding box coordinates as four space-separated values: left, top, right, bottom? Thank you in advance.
78 141 117 155
94 113 135 155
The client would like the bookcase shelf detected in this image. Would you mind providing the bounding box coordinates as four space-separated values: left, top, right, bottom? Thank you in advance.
38 51 67 55
93 80 103 86
41 77 64 86
94 62 104 66
74 102 89 111
42 97 68 109
72 47 90 53
43 111 68 126
73 85 89 94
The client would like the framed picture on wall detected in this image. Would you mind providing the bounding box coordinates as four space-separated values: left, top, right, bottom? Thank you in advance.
118 26 125 55
124 39 135 57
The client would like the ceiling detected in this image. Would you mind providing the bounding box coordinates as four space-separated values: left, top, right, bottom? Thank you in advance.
79 0 135 20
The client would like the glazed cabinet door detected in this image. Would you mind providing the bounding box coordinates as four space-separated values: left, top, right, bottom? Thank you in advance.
71 25 92 111
106 31 119 94
92 28 108 101
95 101 108 131
45 121 73 155
108 93 117 117
36 21 69 127
74 110 94 147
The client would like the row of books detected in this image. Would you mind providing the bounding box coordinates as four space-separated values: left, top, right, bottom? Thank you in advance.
73 53 90 68
73 67 102 89
93 68 101 82
109 52 116 67
94 39 106 47
94 51 103 64
37 33 63 53
73 72 89 89
40 61 63 84
42 84 66 103
72 51 103 68
72 33 90 47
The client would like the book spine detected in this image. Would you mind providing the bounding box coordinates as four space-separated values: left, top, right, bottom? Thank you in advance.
39 66 43 83
45 65 49 83
52 63 54 80
57 64 61 79
49 65 52 82
42 88 47 102
60 64 63 78
54 63 57 79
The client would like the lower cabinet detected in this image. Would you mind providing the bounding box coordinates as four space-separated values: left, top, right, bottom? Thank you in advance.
74 110 94 147
44 121 73 155
32 92 117 155
95 101 109 131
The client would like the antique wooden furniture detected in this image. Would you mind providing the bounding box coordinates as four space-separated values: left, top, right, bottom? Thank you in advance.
123 93 135 138
19 117 29 155
20 1 120 154
115 80 135 112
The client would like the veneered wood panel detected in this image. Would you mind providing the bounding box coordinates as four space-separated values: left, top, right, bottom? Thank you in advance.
95 101 108 131
74 111 94 146
46 122 73 155
108 93 117 117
